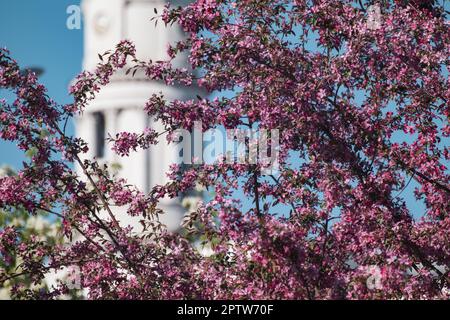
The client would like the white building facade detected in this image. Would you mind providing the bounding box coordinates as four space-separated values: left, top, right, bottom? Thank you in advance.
77 0 197 231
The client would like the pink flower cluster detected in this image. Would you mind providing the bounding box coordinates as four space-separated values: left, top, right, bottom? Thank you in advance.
110 128 158 157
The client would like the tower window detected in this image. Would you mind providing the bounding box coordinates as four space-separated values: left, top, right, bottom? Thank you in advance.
93 112 106 158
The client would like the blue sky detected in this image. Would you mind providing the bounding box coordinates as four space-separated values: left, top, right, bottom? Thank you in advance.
0 0 82 170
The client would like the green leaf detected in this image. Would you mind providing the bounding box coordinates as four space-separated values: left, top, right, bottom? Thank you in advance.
25 147 38 158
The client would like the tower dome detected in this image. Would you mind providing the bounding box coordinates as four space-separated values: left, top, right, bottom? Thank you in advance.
77 0 197 232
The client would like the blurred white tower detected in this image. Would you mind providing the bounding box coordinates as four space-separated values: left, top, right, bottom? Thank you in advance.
77 0 196 231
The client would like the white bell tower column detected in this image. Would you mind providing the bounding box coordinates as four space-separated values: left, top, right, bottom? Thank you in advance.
76 0 196 231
